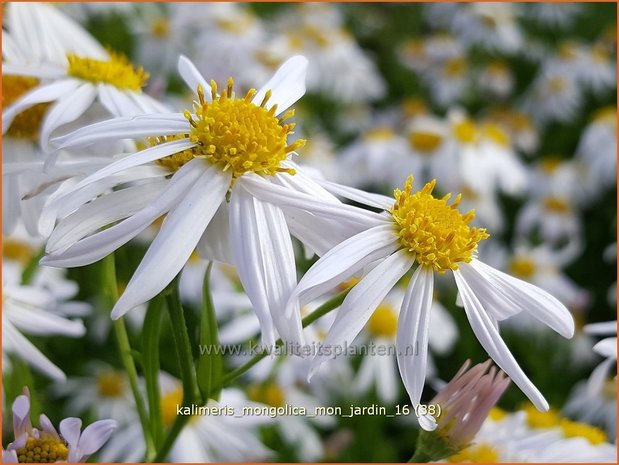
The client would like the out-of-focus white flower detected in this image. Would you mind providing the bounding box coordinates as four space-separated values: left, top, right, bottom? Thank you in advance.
522 68 582 125
564 380 617 440
2 3 169 151
2 257 87 380
525 3 582 29
576 107 617 198
452 404 617 462
288 176 574 414
451 3 523 54
263 3 385 103
3 388 116 463
477 61 514 99
584 321 617 398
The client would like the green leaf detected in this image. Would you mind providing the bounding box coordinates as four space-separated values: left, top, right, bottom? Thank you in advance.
196 263 223 402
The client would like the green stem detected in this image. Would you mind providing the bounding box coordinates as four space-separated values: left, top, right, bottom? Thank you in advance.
142 296 165 448
154 288 349 462
165 276 201 408
102 254 155 460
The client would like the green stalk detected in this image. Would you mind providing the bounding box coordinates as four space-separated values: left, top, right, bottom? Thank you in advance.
102 254 155 460
154 288 349 461
142 296 165 448
164 276 201 409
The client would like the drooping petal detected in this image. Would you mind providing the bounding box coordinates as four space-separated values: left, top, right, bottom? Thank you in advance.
9 306 85 337
287 224 399 315
178 55 210 99
252 55 308 115
51 113 189 149
2 79 80 133
396 266 434 407
59 417 82 451
39 82 97 152
111 165 230 319
310 249 415 377
46 179 167 255
41 159 205 268
467 259 574 338
454 269 550 411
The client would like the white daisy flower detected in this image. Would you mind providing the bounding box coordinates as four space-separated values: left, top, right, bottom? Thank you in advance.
287 175 574 413
477 60 515 99
3 388 116 463
2 2 168 150
41 55 383 347
524 3 582 29
564 380 617 440
584 321 617 398
455 405 617 462
522 68 583 125
2 260 87 380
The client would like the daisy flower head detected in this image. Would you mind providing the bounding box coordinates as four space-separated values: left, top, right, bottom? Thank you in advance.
42 54 383 347
2 2 168 151
3 387 116 463
288 175 574 414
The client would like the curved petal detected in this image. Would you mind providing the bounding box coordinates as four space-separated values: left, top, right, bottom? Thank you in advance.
111 165 230 319
467 259 574 338
252 55 308 115
587 357 615 396
178 55 210 99
286 224 399 316
51 113 189 149
73 419 117 460
40 83 97 152
41 159 205 268
9 307 85 337
593 338 617 359
3 79 79 134
396 266 434 407
59 417 82 450
310 249 415 378
454 269 549 411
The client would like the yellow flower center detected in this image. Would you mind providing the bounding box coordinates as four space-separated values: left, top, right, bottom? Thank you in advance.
444 57 467 77
402 98 427 118
481 123 510 147
97 371 125 398
448 444 499 463
161 388 184 427
364 127 396 141
16 437 68 463
2 239 36 266
66 52 149 91
509 257 536 279
543 196 571 213
391 176 489 273
2 75 51 140
247 384 286 408
408 130 443 153
367 305 399 338
592 106 617 126
524 403 561 429
603 378 617 400
453 119 477 144
488 407 507 421
560 419 607 444
539 156 562 174
548 77 565 93
150 18 170 39
168 80 303 183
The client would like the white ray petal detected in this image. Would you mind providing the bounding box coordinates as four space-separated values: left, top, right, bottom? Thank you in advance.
97 84 138 117
396 266 434 407
584 321 617 336
197 203 233 264
41 159 205 268
229 190 277 347
51 113 189 148
248 192 304 345
593 338 617 359
47 179 167 254
454 269 549 411
253 55 308 115
310 249 414 377
111 165 230 319
239 173 387 227
3 322 66 380
468 259 574 338
312 177 395 210
3 79 80 133
8 307 85 337
287 224 399 316
40 83 97 152
178 55 210 100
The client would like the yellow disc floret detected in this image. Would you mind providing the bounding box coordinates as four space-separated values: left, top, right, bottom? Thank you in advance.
66 52 149 91
179 79 304 182
448 444 499 463
2 75 51 140
391 176 489 273
523 403 561 429
509 257 536 279
97 371 125 398
248 383 286 408
367 305 399 338
161 388 183 427
560 419 607 444
15 437 68 463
